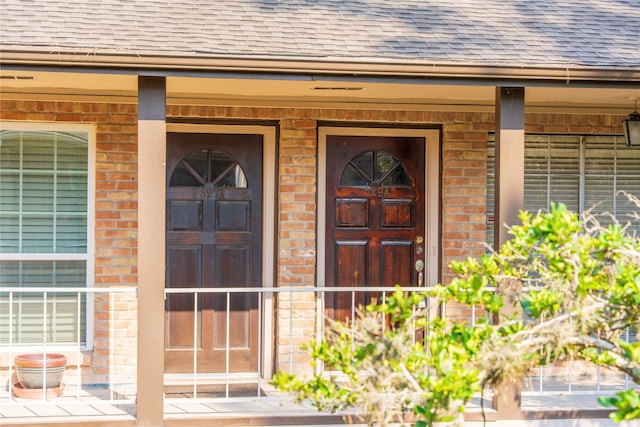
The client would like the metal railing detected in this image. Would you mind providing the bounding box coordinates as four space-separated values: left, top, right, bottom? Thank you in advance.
162 285 430 401
443 293 638 397
522 315 638 396
0 287 137 408
2 285 637 411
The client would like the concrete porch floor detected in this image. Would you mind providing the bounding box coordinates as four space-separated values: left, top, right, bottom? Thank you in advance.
1 380 635 427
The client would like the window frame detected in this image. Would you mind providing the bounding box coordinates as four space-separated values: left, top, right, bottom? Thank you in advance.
487 133 638 248
0 121 96 351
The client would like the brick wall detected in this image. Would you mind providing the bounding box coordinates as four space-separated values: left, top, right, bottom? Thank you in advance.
0 100 138 383
2 100 626 377
91 103 138 381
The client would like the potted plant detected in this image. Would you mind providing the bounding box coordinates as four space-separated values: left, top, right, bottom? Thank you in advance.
13 353 66 398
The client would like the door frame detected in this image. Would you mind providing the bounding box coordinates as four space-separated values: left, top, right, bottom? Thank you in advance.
318 126 440 290
165 123 277 379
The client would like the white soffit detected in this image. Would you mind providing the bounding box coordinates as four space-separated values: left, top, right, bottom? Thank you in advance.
1 70 638 113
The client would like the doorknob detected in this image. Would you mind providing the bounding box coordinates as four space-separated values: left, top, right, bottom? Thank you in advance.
415 260 424 287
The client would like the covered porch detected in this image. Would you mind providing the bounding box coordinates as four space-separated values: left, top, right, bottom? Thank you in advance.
2 1 640 425
1 64 639 427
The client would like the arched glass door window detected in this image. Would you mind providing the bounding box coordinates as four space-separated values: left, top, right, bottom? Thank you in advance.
170 149 247 188
340 150 411 188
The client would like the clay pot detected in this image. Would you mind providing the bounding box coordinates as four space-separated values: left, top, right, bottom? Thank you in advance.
14 353 66 389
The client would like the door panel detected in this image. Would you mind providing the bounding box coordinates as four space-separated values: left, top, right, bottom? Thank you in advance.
168 201 202 231
326 135 425 323
166 246 202 348
380 241 413 286
335 198 369 227
381 199 413 227
213 245 252 348
165 133 262 374
333 241 368 322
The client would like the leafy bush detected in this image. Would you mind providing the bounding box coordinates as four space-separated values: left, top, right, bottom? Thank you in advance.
273 203 640 426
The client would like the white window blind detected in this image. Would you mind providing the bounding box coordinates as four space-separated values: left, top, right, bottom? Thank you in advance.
0 127 92 345
487 134 640 249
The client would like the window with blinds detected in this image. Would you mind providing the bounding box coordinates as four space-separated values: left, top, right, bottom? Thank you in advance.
487 134 640 249
0 127 92 345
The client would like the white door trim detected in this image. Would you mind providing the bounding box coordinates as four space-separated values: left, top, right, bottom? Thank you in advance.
165 123 276 379
317 127 440 288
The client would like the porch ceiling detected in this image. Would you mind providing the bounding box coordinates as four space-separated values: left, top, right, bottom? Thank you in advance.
1 70 639 114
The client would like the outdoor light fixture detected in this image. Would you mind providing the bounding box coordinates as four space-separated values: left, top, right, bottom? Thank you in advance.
623 100 640 146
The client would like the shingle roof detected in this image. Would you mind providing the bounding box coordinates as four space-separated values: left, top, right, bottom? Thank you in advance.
1 0 639 69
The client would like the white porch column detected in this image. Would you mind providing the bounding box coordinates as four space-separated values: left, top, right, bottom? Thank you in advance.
492 86 524 420
137 76 166 427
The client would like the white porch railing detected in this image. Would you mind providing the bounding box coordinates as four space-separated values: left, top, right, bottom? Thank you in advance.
522 317 638 397
0 286 137 410
442 289 638 397
1 285 637 418
162 285 430 402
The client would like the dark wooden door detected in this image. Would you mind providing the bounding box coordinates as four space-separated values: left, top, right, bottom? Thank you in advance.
326 135 425 322
165 133 262 373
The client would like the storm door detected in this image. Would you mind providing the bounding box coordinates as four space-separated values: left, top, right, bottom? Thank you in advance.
326 135 426 322
165 133 262 373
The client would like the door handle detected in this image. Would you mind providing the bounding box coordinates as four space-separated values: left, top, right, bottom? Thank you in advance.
415 260 424 287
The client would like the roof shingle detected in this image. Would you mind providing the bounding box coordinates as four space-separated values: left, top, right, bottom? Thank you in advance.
1 0 639 69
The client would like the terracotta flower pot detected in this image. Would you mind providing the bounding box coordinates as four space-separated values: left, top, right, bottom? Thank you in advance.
14 353 66 389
